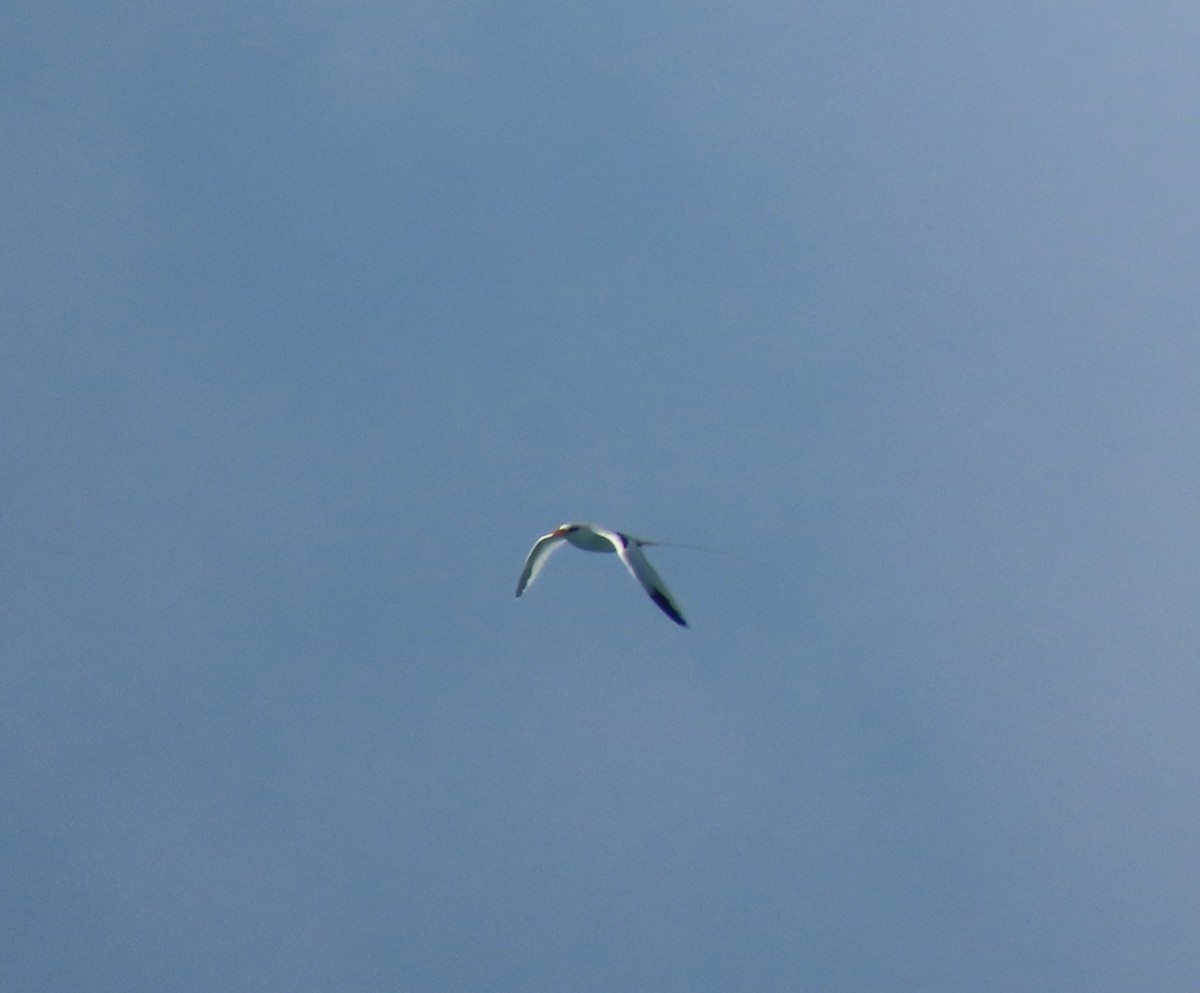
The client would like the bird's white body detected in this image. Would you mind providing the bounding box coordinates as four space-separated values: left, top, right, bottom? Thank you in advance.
515 522 688 626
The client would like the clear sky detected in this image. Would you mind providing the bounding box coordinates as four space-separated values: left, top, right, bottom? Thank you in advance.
5 3 1200 990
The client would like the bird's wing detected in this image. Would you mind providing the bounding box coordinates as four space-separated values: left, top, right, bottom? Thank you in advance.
613 535 688 627
515 532 567 597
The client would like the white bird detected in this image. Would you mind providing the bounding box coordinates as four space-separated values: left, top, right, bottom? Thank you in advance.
515 522 688 626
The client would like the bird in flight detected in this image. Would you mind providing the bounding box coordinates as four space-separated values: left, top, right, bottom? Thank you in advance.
515 522 688 626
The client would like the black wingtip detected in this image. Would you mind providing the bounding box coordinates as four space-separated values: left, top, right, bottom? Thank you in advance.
650 589 688 627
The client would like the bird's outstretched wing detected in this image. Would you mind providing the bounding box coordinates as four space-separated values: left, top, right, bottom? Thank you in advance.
515 532 568 597
611 534 688 627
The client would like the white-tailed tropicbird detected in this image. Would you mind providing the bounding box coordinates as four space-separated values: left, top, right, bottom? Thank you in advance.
515 522 688 626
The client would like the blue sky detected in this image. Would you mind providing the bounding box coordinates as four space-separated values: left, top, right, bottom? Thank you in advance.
5 3 1200 990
